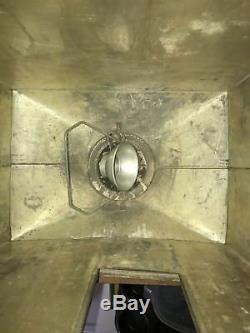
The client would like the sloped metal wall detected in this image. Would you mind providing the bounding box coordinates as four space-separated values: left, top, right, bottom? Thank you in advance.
228 76 250 260
10 90 228 242
0 85 11 243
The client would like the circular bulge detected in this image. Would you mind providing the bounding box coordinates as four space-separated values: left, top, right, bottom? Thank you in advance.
88 133 155 201
113 142 139 191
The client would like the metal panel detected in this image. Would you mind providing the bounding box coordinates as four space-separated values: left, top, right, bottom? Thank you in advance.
0 85 11 242
0 167 11 242
0 86 11 166
11 89 228 242
12 90 228 167
0 1 250 89
228 76 250 259
228 169 250 261
229 77 250 168
11 165 70 240
0 239 249 333
99 268 181 286
11 165 227 242
142 168 228 243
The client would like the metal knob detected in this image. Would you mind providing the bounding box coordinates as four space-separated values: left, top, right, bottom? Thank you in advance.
99 142 139 191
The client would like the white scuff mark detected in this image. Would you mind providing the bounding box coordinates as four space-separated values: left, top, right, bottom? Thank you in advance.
235 73 250 87
231 20 250 27
159 32 190 55
159 26 171 33
103 226 114 238
80 15 96 22
92 181 101 191
130 94 136 109
212 283 226 295
139 180 148 192
70 236 82 240
241 307 250 315
182 50 198 56
98 17 132 53
102 189 111 197
128 224 154 238
222 315 230 324
190 19 227 35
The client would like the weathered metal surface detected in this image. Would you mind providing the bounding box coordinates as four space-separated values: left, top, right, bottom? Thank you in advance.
0 1 250 90
11 166 227 242
12 90 228 167
99 268 181 286
64 121 107 214
229 77 250 168
0 2 249 332
0 85 11 243
0 239 250 333
10 165 208 242
228 169 250 261
11 90 228 242
0 86 12 167
227 76 250 260
144 168 228 242
11 165 70 240
0 167 11 243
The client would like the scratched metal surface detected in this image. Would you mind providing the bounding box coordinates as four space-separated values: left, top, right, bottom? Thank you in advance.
11 90 228 242
0 239 250 333
0 85 11 243
0 1 250 90
228 77 250 260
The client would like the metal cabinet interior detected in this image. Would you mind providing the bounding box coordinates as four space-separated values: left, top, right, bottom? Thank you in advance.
0 1 250 332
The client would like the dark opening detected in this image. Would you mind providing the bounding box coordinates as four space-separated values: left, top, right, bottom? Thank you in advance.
82 270 196 333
